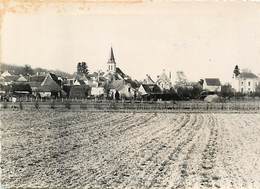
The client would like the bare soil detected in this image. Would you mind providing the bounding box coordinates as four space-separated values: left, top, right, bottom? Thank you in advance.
1 111 260 188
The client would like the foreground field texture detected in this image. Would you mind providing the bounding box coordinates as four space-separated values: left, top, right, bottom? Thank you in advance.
1 111 260 188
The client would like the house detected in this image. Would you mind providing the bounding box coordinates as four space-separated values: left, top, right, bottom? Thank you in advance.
232 70 259 93
1 70 12 77
108 80 136 99
138 84 162 100
27 75 46 97
29 75 46 83
203 78 221 92
28 82 42 97
11 83 32 97
91 87 106 97
1 75 19 85
156 70 172 91
16 74 28 82
38 73 64 98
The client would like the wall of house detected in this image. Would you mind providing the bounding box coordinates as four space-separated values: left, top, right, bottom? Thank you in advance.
239 78 258 93
91 87 105 96
203 84 221 92
157 79 171 90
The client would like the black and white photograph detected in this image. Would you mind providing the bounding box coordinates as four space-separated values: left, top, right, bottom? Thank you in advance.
1 1 260 188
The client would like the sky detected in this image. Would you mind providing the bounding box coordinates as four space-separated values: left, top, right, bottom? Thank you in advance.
1 2 260 83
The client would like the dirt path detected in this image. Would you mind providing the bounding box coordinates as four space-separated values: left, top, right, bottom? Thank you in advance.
1 111 260 188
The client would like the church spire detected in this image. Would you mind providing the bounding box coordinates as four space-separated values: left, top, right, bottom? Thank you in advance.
108 47 115 63
107 47 116 74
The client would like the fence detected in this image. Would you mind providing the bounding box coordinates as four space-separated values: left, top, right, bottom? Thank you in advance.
1 100 260 113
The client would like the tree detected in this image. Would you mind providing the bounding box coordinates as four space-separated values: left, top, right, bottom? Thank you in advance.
233 65 240 77
221 84 234 98
191 83 203 99
23 64 34 76
77 62 89 76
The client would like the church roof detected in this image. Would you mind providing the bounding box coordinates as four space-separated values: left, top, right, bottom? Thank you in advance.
239 72 258 79
108 47 115 63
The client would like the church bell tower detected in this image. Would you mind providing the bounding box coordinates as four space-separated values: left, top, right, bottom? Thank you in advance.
107 47 116 74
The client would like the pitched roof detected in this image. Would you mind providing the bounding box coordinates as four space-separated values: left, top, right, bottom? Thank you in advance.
40 73 61 92
3 75 19 82
109 80 125 91
144 74 155 84
141 84 162 94
28 82 42 88
239 72 258 79
204 78 221 86
1 71 12 77
12 83 32 92
30 75 46 82
49 72 60 83
116 67 127 79
17 75 27 82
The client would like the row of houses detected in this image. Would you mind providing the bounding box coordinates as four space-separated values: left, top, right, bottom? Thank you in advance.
0 48 163 100
1 47 260 101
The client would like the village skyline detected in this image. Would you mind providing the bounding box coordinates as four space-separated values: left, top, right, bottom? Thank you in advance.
2 2 260 83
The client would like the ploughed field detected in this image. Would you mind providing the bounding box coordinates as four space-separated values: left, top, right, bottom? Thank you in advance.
1 111 260 189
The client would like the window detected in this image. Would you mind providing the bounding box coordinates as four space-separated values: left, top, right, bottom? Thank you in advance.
241 88 243 93
241 81 243 85
248 81 250 86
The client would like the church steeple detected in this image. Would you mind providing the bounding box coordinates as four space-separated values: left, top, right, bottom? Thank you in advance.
107 47 116 73
108 47 115 63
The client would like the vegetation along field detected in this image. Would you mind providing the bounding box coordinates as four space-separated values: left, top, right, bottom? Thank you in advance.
1 111 260 188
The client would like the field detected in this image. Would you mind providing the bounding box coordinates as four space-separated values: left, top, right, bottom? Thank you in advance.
1 111 260 188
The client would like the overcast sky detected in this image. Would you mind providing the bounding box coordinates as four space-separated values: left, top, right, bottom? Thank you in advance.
2 2 260 83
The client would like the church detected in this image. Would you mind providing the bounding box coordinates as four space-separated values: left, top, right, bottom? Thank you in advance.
105 47 139 99
105 47 129 81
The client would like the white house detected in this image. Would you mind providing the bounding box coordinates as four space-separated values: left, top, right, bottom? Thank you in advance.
91 87 105 97
156 70 172 90
109 80 135 99
232 71 259 93
1 71 12 77
203 78 221 92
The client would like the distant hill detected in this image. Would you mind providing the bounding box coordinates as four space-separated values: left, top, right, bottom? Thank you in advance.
0 63 73 78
